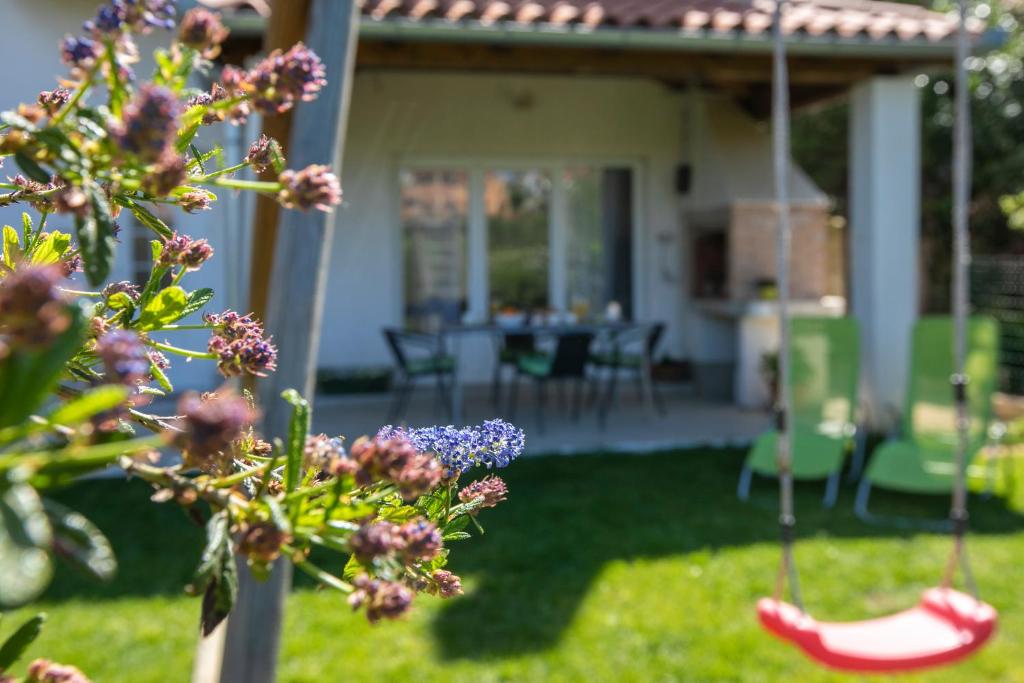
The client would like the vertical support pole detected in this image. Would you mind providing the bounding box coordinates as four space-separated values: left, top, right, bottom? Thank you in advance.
771 0 802 611
214 3 360 682
849 76 921 429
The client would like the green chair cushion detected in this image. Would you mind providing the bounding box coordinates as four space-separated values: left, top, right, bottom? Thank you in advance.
746 429 849 480
866 439 976 495
405 355 455 376
517 353 553 377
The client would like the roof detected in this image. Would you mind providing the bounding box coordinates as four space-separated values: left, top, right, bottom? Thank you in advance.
200 0 995 57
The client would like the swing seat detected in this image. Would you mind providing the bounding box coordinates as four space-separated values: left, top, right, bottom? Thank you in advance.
758 588 996 673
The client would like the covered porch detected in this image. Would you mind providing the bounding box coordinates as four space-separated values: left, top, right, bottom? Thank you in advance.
214 0 977 430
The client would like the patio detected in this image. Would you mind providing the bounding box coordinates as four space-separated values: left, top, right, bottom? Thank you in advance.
311 384 770 454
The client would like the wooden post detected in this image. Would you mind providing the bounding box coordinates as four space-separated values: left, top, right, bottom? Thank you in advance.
214 2 360 682
246 0 310 322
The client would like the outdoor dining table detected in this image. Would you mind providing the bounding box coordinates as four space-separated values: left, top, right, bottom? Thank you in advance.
437 320 647 424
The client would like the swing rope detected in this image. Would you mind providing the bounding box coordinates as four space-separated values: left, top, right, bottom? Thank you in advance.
943 0 980 600
770 0 981 609
770 0 804 612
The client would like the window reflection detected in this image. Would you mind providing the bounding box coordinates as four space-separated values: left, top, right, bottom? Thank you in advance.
400 169 469 331
486 169 551 314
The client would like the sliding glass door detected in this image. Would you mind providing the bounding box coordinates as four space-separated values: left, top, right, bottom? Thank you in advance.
400 163 634 328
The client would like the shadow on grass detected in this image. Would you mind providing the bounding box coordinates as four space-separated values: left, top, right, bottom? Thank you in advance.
430 448 1024 661
36 447 1024 659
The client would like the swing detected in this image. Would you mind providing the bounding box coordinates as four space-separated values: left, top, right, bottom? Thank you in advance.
759 0 997 672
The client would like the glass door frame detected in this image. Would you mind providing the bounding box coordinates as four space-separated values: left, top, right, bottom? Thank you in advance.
397 156 644 324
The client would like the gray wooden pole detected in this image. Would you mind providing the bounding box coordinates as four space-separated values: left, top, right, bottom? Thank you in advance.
215 2 359 682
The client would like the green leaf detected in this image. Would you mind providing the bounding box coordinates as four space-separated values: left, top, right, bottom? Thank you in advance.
192 511 237 636
0 483 53 609
442 531 472 542
181 288 214 318
74 185 117 287
122 199 173 240
49 386 129 427
42 500 116 581
281 390 310 493
105 292 134 311
138 286 188 330
0 304 85 430
2 226 20 269
0 613 46 671
30 231 71 266
13 152 50 184
342 553 367 582
149 358 173 393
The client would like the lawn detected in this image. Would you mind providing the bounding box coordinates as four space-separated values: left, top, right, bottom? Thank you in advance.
5 448 1024 682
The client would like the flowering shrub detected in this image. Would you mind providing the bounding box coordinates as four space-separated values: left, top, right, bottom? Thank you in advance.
0 2 524 679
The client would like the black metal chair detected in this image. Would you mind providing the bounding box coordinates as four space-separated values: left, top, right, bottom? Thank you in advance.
491 331 536 407
382 328 455 423
508 332 594 432
590 322 666 424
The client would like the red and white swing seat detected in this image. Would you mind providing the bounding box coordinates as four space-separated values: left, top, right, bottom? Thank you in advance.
758 588 997 673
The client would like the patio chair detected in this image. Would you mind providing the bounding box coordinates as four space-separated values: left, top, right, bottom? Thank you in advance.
382 328 456 424
855 316 999 526
737 316 861 508
508 332 595 432
589 322 666 424
491 331 537 407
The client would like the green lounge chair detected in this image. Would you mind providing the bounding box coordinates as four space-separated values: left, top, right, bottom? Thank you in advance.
855 316 999 526
738 317 861 508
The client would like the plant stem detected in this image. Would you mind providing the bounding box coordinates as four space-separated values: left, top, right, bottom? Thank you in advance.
51 66 96 126
145 340 217 360
189 162 249 183
158 323 212 331
287 550 353 593
203 177 280 193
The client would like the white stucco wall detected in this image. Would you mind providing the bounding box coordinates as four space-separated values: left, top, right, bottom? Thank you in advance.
322 71 691 376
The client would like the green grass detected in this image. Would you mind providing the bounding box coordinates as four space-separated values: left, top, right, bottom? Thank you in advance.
5 448 1024 682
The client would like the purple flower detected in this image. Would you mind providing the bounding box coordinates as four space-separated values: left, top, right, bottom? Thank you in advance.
84 0 177 36
236 521 291 563
378 419 524 473
246 43 326 115
103 281 141 302
349 521 401 562
113 85 181 163
349 437 443 500
158 232 213 270
244 134 282 174
277 164 341 212
26 659 90 683
95 330 149 385
397 519 442 562
174 390 256 474
38 88 72 115
178 8 229 58
348 575 413 624
141 152 187 195
431 569 463 598
458 475 508 512
0 265 71 351
60 35 102 70
203 310 277 378
179 190 212 214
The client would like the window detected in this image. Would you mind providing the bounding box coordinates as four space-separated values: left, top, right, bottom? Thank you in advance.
564 166 633 320
399 163 634 325
485 169 551 312
400 169 469 330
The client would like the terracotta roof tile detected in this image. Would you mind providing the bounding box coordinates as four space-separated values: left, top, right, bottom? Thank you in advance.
205 0 977 44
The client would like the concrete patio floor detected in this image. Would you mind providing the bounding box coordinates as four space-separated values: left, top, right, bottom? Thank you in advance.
310 384 771 455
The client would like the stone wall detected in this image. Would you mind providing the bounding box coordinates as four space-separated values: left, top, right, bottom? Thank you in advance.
728 202 833 301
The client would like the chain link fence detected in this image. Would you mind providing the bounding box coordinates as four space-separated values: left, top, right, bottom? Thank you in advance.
972 255 1024 395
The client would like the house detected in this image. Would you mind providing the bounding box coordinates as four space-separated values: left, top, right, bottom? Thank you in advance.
1 0 995 427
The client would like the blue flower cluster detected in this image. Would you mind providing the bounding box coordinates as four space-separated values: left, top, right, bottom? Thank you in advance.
378 419 525 473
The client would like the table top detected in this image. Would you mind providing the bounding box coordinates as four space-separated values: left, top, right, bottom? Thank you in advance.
437 320 659 336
